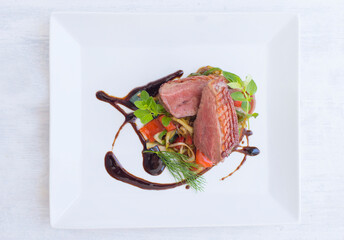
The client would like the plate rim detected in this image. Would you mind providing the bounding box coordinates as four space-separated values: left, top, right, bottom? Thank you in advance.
49 12 300 228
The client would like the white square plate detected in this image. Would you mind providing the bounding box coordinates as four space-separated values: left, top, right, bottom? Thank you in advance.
50 12 299 228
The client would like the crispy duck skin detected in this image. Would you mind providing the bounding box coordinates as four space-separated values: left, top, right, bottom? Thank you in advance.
193 77 239 164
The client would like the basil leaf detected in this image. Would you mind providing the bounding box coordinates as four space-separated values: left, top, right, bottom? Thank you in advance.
140 113 154 124
151 102 158 115
244 75 252 88
146 97 156 114
223 71 242 85
246 80 257 95
140 90 149 101
241 101 251 113
250 113 259 118
134 109 150 119
156 104 165 114
146 97 153 107
134 100 147 109
228 82 242 89
203 67 222 75
161 116 172 127
230 92 246 101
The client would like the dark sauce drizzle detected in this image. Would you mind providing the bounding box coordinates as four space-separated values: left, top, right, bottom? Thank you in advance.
96 70 259 190
97 70 183 177
221 129 260 180
105 151 184 190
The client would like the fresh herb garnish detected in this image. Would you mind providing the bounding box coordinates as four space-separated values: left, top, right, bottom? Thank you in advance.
146 150 206 191
188 66 259 129
228 75 258 128
133 90 170 124
223 71 242 84
203 67 222 76
246 77 257 95
229 91 246 102
161 116 172 127
250 112 259 118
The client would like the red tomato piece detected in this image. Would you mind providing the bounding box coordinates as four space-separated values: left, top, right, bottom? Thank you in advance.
234 101 242 107
185 135 193 145
196 149 213 168
139 118 165 142
158 115 177 131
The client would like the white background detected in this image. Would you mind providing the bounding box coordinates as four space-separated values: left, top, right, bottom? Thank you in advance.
0 0 343 239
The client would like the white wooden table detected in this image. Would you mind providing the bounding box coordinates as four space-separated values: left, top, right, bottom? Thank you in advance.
1 0 343 239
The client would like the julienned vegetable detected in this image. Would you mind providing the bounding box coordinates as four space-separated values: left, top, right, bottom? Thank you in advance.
185 135 192 145
139 118 165 142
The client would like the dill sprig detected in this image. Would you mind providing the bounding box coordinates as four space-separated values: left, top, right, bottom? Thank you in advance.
145 150 206 192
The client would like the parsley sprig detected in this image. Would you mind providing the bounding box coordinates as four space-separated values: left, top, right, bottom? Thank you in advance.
133 90 172 126
146 150 205 191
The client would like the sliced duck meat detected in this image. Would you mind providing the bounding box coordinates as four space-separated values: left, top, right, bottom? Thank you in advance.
159 75 223 118
193 77 239 164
